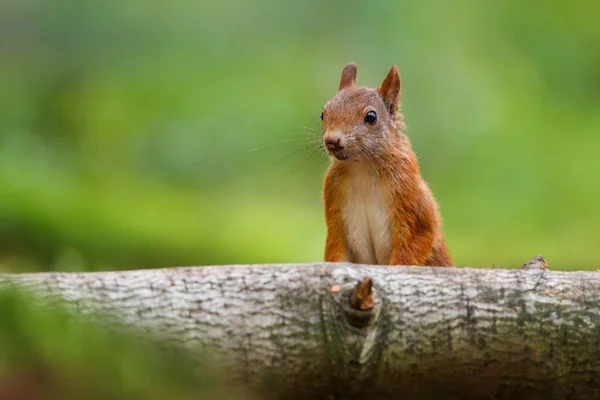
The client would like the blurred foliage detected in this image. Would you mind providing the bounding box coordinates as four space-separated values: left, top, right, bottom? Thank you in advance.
0 1 599 397
1 0 600 272
0 287 249 399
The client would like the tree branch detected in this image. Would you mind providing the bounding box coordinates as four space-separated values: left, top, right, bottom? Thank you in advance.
2 260 600 399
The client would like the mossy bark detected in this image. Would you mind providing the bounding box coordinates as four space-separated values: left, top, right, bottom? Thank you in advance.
3 263 600 399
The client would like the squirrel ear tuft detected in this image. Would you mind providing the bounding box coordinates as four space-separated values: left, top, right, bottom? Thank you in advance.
378 65 401 115
339 63 357 91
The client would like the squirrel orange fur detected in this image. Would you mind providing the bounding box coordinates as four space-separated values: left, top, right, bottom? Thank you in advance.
321 63 453 267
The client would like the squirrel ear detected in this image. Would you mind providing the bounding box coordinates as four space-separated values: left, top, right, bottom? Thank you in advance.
378 65 401 115
339 63 357 91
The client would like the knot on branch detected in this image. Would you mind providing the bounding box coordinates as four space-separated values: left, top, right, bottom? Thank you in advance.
521 255 550 271
349 277 374 311
332 277 379 328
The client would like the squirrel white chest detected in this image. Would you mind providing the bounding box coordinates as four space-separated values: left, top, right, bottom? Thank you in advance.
341 164 392 265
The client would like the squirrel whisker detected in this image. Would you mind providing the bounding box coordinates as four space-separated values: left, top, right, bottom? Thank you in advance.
249 137 321 152
267 142 323 172
359 148 380 177
284 145 324 179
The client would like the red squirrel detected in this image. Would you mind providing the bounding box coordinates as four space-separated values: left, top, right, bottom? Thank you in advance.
321 63 453 267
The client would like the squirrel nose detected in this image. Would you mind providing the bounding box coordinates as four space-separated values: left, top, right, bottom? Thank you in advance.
325 135 344 151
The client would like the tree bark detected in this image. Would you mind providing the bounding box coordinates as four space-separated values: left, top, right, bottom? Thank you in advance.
2 262 600 399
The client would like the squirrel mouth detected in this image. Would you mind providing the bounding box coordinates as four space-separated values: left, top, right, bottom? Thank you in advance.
331 151 350 161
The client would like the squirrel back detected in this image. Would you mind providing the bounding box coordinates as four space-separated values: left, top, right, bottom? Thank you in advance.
321 63 452 267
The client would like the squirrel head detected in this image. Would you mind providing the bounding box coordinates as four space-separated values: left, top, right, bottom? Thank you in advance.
321 63 404 161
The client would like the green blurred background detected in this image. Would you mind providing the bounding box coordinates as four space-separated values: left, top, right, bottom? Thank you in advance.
0 2 599 397
2 0 600 272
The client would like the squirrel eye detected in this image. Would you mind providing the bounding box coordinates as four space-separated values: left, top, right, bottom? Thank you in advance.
364 110 377 124
320 111 324 121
